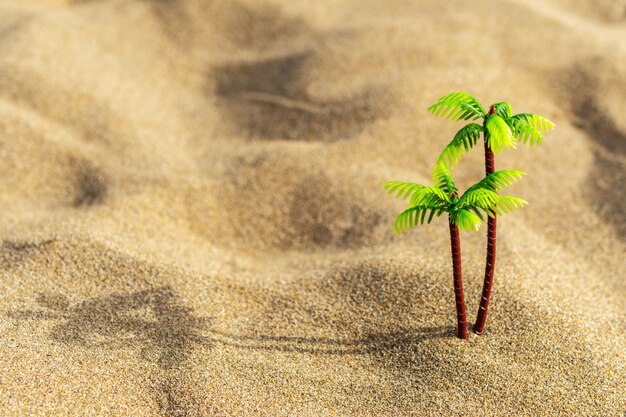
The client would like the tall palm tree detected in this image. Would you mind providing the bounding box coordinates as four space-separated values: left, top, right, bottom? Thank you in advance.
427 93 555 335
384 163 527 339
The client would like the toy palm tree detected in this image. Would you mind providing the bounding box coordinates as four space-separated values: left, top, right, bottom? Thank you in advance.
384 163 527 339
427 93 555 334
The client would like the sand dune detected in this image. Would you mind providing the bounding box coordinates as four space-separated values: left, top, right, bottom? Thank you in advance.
0 0 624 415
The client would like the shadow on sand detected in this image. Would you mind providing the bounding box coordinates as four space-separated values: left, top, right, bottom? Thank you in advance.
561 60 626 239
8 287 210 370
8 286 451 414
214 51 389 142
208 326 452 355
8 286 451 357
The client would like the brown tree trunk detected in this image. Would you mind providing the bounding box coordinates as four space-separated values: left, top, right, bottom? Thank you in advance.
473 106 497 335
449 217 468 339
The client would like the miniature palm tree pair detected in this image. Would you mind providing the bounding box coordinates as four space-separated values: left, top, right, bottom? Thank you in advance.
384 93 554 339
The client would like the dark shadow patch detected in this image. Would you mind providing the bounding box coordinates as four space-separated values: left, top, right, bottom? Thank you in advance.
1 237 56 253
0 237 57 269
9 287 211 369
214 52 388 141
570 91 626 155
208 326 451 355
8 287 447 358
221 263 455 360
140 0 391 141
561 60 626 238
9 287 212 416
71 161 108 207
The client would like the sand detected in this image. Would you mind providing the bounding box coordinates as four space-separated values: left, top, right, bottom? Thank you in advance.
0 0 624 415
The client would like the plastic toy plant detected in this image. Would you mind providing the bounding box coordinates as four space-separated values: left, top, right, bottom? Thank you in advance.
427 93 555 334
384 163 527 339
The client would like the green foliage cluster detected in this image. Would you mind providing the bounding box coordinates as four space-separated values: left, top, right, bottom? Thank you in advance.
431 93 555 168
384 164 527 233
385 92 555 233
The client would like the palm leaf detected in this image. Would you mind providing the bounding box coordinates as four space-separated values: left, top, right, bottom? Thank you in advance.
432 162 458 195
485 114 516 152
509 113 554 147
383 182 426 201
427 92 486 121
458 188 500 212
510 113 555 133
437 123 485 168
394 204 445 233
492 102 513 119
410 186 450 207
450 209 483 231
464 170 526 194
491 196 528 215
470 206 486 221
510 121 543 146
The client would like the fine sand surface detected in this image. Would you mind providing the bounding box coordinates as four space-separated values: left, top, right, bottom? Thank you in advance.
0 0 625 416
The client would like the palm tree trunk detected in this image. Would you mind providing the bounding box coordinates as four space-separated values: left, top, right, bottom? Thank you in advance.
449 217 468 339
473 108 497 335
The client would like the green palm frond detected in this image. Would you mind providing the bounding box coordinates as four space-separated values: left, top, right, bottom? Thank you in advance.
383 181 426 200
394 204 445 233
450 209 483 231
427 92 486 121
510 121 543 146
458 190 528 217
510 113 555 133
458 188 500 211
469 206 486 221
492 102 513 119
432 162 458 195
464 170 526 194
491 196 528 215
437 123 485 168
485 114 516 152
508 113 555 147
410 186 450 207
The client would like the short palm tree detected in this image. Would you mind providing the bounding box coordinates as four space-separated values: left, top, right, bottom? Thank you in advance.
384 163 527 339
427 93 555 334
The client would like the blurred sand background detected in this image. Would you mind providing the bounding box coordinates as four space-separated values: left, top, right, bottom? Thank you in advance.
0 0 624 415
